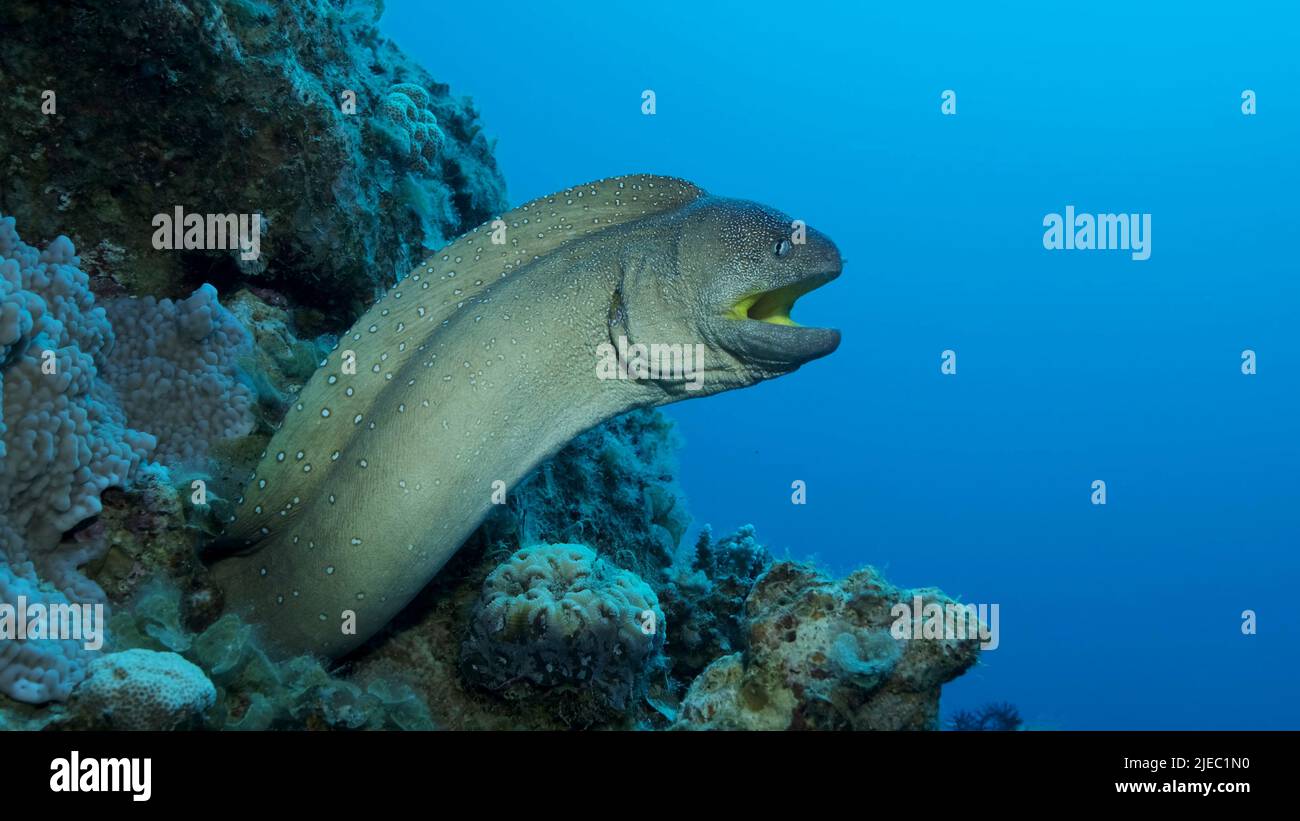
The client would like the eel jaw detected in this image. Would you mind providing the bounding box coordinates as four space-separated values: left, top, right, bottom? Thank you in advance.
725 269 840 327
718 268 842 370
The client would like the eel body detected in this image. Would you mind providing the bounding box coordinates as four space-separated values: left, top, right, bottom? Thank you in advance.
209 174 842 658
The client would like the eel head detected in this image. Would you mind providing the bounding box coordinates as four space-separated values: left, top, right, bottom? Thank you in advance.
612 195 842 397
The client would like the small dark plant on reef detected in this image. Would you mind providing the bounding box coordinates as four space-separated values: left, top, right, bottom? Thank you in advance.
949 702 1023 731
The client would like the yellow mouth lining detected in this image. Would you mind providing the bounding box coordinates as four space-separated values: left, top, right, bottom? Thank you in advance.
726 282 805 327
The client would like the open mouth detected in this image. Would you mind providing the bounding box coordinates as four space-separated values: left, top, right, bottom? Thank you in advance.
725 270 839 327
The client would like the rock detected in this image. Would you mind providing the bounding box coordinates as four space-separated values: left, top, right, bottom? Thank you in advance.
675 561 982 730
0 0 507 320
74 649 216 730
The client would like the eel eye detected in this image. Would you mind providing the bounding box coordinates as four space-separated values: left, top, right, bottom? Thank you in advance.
773 238 792 258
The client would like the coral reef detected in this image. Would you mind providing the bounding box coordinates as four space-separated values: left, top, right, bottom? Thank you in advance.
660 524 771 683
0 213 252 704
0 2 985 729
0 230 983 726
80 462 218 623
0 0 507 318
100 284 255 466
674 562 982 730
475 409 692 580
0 214 154 703
75 648 215 730
379 83 446 175
224 288 333 416
461 544 665 715
94 582 434 730
0 217 153 549
4 559 433 731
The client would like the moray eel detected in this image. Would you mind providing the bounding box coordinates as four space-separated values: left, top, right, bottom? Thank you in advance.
208 174 842 659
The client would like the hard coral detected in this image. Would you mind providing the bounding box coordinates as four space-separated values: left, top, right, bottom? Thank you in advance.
1 213 250 703
74 648 215 730
0 214 153 703
380 83 447 174
461 544 665 713
0 216 153 547
101 284 255 466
